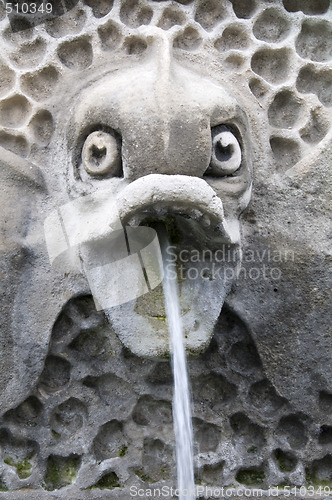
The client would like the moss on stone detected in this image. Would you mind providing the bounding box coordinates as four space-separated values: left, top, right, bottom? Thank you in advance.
135 468 151 483
15 459 32 479
274 449 296 472
306 469 332 488
43 454 80 491
90 471 120 489
4 456 32 479
118 445 128 457
278 483 288 488
236 468 265 486
149 315 166 322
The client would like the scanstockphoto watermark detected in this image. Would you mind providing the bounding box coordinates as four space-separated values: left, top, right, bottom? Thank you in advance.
164 245 295 282
130 485 332 498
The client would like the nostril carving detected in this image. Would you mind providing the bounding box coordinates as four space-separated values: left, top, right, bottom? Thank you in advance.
82 130 122 177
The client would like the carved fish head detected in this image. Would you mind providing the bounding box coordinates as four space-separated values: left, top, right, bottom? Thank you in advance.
48 30 253 358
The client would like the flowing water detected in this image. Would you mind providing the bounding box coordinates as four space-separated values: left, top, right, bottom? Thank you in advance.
159 226 196 500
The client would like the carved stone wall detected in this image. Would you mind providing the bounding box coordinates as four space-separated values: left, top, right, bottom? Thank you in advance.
0 0 331 497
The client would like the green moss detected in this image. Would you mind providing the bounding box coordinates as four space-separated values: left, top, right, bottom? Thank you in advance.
43 454 80 491
4 457 32 479
134 467 163 484
149 315 166 322
118 445 128 457
274 448 297 472
66 464 77 481
135 468 151 483
51 430 61 439
236 468 265 486
306 469 332 488
16 459 32 479
247 446 258 454
90 471 120 490
43 461 62 490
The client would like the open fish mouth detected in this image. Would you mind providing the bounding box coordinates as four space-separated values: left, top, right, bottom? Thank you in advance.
116 174 238 248
101 173 242 359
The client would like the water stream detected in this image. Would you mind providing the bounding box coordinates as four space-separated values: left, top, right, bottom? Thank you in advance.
159 226 196 500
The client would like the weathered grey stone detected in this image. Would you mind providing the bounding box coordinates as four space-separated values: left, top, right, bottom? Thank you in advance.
0 0 331 496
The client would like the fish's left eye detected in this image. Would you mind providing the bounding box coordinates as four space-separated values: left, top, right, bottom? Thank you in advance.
206 125 242 176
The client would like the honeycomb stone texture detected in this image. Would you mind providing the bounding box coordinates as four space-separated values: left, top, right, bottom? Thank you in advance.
1 297 331 496
0 0 330 168
0 0 331 498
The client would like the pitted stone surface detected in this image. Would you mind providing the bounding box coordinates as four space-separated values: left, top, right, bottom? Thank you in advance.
0 0 330 166
0 299 331 495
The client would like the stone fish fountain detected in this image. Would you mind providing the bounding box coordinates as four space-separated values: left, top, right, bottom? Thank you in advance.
0 0 331 498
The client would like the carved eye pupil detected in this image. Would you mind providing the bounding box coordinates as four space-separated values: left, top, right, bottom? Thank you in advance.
215 140 233 162
208 125 242 176
91 144 107 164
82 130 121 177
